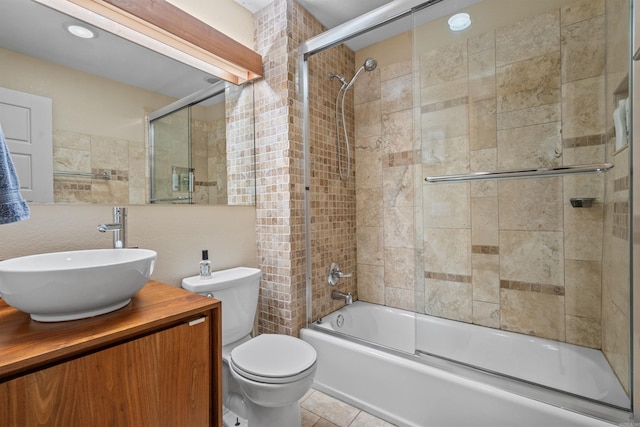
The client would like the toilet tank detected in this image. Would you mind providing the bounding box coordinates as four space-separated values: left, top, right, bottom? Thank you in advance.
182 267 261 345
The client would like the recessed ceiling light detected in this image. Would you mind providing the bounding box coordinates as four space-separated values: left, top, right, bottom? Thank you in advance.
65 24 97 39
448 13 471 32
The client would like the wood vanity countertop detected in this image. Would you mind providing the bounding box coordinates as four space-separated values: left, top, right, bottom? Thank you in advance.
0 280 221 382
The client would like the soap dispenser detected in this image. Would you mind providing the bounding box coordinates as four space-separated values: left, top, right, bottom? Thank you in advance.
200 250 212 279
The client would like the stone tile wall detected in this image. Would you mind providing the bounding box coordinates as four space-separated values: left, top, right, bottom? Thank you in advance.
601 0 632 395
253 0 315 335
252 0 358 332
307 44 358 321
354 59 417 311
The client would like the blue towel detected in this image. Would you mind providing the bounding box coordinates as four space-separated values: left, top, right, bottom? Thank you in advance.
0 125 29 224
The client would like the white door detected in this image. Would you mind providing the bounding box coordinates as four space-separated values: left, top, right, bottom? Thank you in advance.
0 87 53 203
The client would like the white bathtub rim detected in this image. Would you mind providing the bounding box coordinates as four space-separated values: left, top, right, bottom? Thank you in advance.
303 325 632 426
313 301 629 408
415 350 629 425
312 378 621 427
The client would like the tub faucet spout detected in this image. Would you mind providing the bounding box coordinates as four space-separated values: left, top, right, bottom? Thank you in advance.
332 290 353 305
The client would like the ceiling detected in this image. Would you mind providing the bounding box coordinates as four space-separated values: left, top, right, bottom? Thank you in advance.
234 0 399 51
234 0 394 28
235 0 482 51
293 0 394 29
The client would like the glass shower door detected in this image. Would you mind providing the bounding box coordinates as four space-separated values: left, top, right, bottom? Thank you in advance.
412 0 632 411
149 107 192 204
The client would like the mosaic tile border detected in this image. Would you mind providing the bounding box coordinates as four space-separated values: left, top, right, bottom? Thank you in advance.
195 180 218 187
500 280 565 296
472 245 499 255
562 133 605 148
425 271 472 284
386 150 420 167
421 96 468 114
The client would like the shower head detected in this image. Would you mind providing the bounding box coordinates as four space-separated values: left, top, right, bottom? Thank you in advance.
344 57 378 90
329 72 348 86
363 57 377 72
331 57 377 183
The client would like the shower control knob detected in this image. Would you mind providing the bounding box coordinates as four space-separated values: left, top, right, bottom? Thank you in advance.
327 262 352 286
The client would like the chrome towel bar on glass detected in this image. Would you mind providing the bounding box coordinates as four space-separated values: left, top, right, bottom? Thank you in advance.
425 163 613 183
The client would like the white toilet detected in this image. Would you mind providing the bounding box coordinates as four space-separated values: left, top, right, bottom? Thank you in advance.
182 267 317 427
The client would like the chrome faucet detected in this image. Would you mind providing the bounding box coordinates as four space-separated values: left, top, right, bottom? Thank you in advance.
327 262 353 286
97 207 127 248
331 290 353 305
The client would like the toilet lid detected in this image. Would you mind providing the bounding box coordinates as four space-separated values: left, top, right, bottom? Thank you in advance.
230 334 317 380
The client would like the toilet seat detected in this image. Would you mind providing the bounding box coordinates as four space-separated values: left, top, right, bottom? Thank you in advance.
230 334 317 384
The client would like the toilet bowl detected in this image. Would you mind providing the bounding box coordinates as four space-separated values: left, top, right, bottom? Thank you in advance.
182 268 317 427
229 334 317 426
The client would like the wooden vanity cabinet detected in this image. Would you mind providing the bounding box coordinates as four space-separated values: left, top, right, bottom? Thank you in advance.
0 281 222 427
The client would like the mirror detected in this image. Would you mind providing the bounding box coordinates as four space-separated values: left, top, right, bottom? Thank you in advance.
148 82 256 205
0 0 256 205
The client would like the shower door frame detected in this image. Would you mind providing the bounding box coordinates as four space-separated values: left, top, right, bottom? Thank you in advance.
149 105 192 204
299 0 636 423
300 0 445 330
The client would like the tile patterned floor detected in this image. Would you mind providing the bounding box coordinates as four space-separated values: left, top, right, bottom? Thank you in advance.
300 388 396 427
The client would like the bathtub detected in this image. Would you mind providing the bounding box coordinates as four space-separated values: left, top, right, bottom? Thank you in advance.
300 301 630 426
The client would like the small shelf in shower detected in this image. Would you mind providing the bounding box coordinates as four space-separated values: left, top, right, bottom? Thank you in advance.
425 163 613 183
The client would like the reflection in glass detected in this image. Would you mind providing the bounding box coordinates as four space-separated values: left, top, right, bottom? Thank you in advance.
149 83 255 206
150 107 191 204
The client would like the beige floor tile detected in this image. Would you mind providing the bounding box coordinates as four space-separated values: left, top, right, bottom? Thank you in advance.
301 408 321 427
300 389 396 427
349 411 396 427
312 419 340 427
300 390 359 427
301 388 315 402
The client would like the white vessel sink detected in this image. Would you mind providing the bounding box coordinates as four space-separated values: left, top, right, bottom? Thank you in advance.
0 249 157 322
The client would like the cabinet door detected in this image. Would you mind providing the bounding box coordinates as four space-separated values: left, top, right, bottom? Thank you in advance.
0 316 211 426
